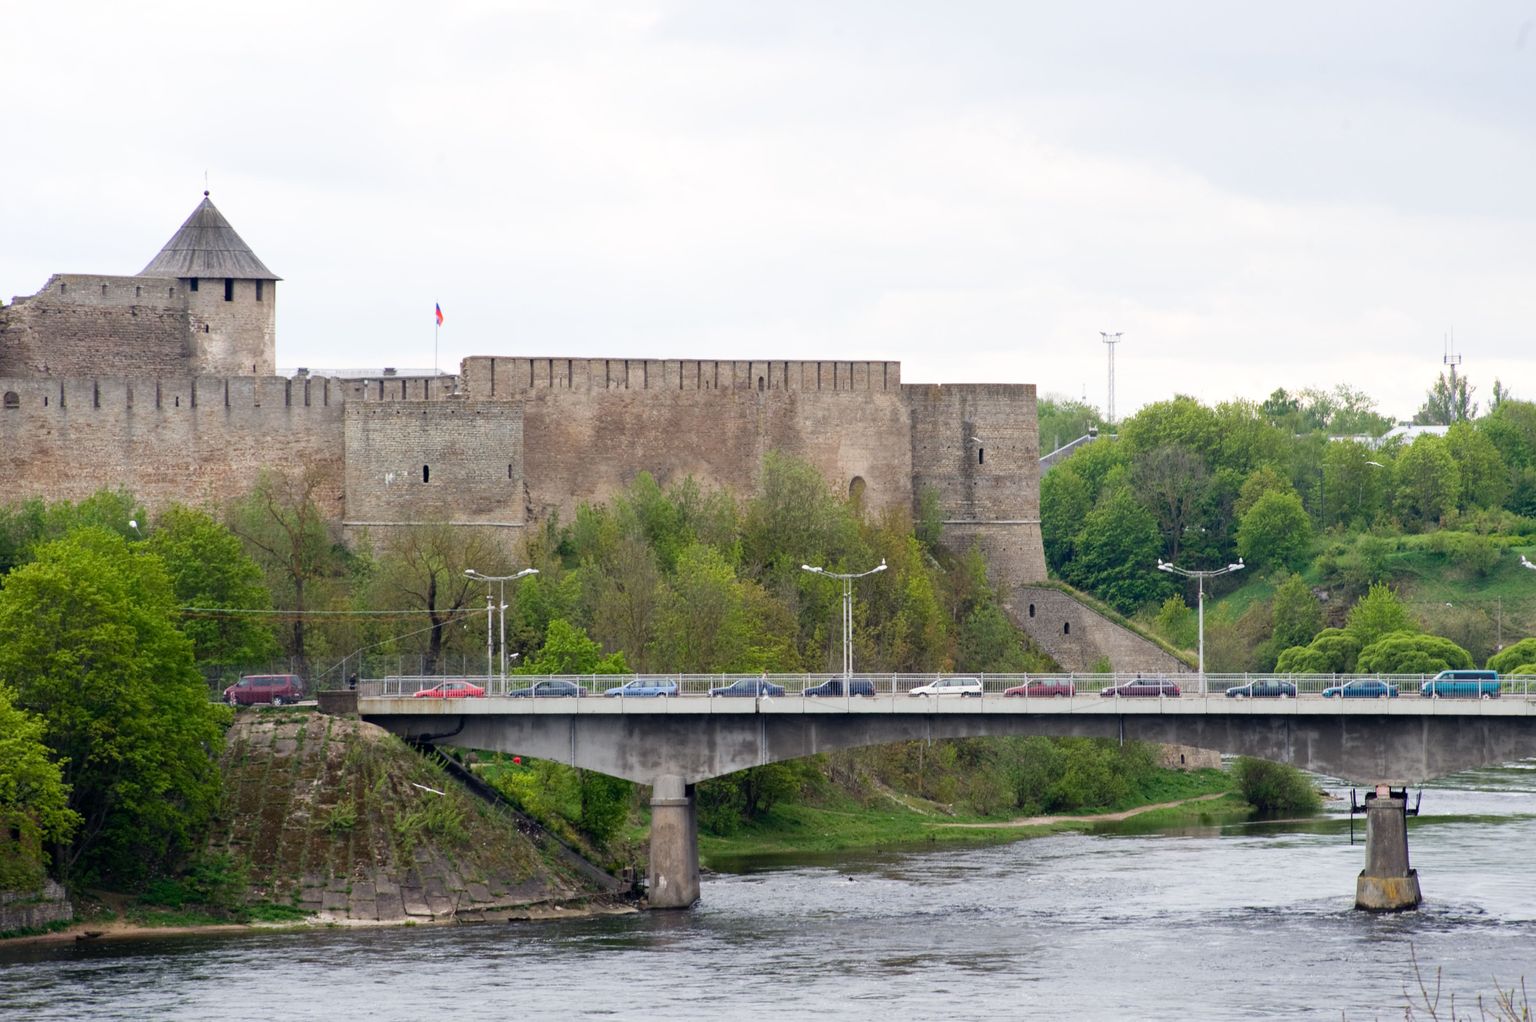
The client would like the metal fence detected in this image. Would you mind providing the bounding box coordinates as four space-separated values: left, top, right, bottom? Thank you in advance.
356 672 1536 700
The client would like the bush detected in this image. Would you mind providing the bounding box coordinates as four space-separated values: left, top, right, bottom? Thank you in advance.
1488 638 1536 674
1233 758 1321 815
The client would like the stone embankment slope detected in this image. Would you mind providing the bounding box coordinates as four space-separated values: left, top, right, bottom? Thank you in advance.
209 709 625 924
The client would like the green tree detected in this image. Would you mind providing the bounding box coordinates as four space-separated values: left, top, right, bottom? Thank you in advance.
1236 490 1312 570
1444 421 1508 511
1118 396 1224 466
518 618 628 675
1261 572 1322 666
1413 370 1477 425
1275 628 1362 674
1036 395 1105 455
1393 433 1461 527
372 523 506 675
1321 441 1389 528
1065 489 1175 613
1356 632 1473 674
144 505 279 672
1040 466 1091 574
0 529 226 884
1133 445 1207 560
228 467 346 673
1488 638 1536 675
1233 758 1321 815
1345 583 1415 646
0 686 80 888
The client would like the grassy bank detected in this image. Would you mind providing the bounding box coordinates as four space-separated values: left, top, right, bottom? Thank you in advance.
700 766 1242 865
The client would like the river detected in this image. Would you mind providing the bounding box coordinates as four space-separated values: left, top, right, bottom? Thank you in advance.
4 763 1534 1021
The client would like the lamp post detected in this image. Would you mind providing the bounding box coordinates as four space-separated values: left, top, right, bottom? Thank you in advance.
1156 557 1244 695
464 568 539 686
1521 555 1536 571
801 560 886 680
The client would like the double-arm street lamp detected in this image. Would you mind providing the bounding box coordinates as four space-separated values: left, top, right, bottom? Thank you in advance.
1521 555 1536 571
464 567 539 685
1156 557 1244 695
801 560 886 679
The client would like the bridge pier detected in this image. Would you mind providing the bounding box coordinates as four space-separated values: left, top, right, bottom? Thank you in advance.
1355 786 1421 912
648 774 700 909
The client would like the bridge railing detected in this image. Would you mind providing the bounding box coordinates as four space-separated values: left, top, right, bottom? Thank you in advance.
361 672 1536 699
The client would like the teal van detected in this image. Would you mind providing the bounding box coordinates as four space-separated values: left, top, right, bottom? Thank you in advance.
1419 670 1500 699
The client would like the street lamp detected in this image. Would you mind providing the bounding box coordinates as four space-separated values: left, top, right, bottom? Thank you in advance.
1156 557 1244 694
464 567 539 686
1521 555 1536 571
801 560 886 680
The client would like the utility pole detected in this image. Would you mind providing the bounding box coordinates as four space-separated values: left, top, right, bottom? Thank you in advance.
1100 331 1123 428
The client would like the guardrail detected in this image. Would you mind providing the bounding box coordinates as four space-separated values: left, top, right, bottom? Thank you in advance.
362 672 1536 700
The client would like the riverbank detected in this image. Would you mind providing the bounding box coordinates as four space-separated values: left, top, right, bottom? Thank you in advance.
700 768 1246 865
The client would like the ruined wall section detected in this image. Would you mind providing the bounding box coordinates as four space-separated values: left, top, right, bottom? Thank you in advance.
342 402 525 527
907 382 1047 595
0 374 345 514
0 274 192 377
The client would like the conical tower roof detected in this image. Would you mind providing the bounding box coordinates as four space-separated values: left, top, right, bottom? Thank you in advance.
139 192 280 280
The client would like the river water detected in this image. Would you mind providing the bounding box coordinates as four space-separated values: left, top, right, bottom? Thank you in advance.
4 763 1534 1021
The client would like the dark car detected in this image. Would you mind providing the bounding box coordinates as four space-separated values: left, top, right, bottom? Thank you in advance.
1322 679 1398 699
1100 677 1181 698
412 679 486 699
803 677 877 697
507 680 588 698
223 674 305 706
1003 679 1076 698
708 678 786 697
1224 679 1297 699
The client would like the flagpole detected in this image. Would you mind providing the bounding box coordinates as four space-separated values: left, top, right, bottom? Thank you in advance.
434 319 439 376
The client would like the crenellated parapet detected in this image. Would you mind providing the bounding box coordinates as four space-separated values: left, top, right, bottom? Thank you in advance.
461 356 901 398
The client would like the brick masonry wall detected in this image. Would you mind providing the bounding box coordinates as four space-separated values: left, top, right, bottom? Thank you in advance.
1015 586 1190 674
343 402 525 526
462 356 902 397
185 277 276 376
0 375 345 515
1 275 192 377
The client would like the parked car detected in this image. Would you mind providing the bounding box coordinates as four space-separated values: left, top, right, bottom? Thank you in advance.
1224 679 1297 699
507 680 588 698
1100 676 1181 698
1420 670 1500 699
908 676 983 697
604 677 679 698
412 679 486 699
1322 679 1399 699
223 674 305 706
1003 678 1076 698
708 677 786 697
803 677 877 697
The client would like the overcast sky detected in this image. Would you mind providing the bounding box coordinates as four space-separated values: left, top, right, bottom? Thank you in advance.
3 1 1533 423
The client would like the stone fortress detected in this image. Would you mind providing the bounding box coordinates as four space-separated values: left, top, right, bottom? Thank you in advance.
0 194 1180 673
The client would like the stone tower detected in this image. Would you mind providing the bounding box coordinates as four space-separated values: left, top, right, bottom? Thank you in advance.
138 192 280 376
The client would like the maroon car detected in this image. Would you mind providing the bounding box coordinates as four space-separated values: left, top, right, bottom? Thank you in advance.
412 680 486 699
1003 679 1076 698
1100 677 1181 698
223 674 306 706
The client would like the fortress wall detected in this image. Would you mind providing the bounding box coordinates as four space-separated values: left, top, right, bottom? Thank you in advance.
0 374 345 514
906 382 1047 589
342 402 525 526
516 384 913 525
0 274 192 377
461 357 901 399
341 375 461 403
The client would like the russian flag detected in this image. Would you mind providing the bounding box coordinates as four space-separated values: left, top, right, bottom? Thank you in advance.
435 302 444 326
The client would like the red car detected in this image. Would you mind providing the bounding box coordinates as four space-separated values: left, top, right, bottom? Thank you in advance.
412 680 487 699
1003 679 1076 698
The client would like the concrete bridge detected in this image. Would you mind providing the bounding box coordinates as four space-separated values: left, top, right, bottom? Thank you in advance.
353 675 1536 911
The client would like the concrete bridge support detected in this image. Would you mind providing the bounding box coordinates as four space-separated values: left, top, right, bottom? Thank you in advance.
1355 787 1422 912
648 774 700 909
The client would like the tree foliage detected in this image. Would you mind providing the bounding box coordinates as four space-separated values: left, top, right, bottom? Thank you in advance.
0 529 227 884
1345 583 1415 647
1355 632 1473 675
1233 757 1321 815
0 686 79 889
1236 490 1312 570
1063 489 1175 613
1487 638 1536 675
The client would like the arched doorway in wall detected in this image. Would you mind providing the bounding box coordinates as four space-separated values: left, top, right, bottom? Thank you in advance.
849 476 866 508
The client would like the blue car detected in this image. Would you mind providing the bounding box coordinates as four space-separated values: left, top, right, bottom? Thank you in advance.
1321 679 1399 699
604 677 679 698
